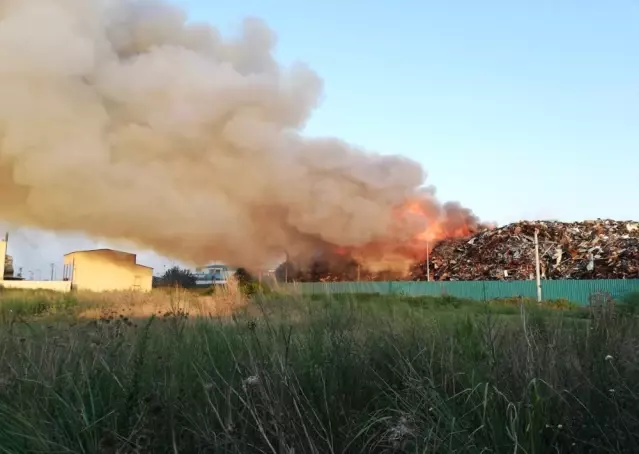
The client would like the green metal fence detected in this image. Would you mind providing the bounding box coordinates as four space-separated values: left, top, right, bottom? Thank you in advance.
280 279 639 306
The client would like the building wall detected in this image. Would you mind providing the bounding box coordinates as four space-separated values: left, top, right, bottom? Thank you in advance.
194 263 236 286
64 250 153 292
0 280 72 292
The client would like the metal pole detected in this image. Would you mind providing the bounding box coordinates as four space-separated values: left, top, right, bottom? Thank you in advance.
50 263 55 281
534 229 542 303
427 243 431 282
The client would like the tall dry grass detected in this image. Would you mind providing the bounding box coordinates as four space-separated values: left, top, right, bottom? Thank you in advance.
0 279 250 322
77 279 248 320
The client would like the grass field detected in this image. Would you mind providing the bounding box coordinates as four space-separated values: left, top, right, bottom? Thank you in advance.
0 287 638 453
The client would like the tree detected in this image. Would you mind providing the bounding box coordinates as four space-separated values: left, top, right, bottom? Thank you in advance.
233 267 268 296
275 260 299 282
157 266 197 289
233 267 253 286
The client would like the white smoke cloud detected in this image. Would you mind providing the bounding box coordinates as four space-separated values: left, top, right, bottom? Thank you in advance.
0 0 474 270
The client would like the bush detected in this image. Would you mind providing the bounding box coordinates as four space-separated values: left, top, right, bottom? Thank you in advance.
618 291 639 316
233 268 272 296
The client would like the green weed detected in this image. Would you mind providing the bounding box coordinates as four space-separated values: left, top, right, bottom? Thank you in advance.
0 292 637 452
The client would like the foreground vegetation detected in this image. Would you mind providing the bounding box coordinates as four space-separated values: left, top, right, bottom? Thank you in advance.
0 288 638 453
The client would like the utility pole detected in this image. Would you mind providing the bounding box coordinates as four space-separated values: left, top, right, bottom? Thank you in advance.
534 229 542 303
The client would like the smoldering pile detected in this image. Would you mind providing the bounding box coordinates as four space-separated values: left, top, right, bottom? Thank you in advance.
275 220 639 282
411 219 639 281
275 251 406 282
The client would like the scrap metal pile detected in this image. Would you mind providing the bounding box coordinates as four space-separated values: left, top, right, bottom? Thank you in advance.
275 220 639 282
411 219 639 281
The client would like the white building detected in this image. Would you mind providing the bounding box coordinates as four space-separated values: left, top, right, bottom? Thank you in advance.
194 263 235 286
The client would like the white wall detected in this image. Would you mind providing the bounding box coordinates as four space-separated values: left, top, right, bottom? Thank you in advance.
0 280 72 292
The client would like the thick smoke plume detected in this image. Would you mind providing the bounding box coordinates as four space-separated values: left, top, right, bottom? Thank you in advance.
0 0 479 270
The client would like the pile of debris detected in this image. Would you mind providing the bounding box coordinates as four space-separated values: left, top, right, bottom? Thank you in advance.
275 252 405 283
3 254 13 279
411 220 639 280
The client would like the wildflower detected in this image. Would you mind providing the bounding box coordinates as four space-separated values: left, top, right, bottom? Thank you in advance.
387 416 413 447
557 424 563 429
392 417 411 437
605 355 613 361
136 434 150 449
609 388 616 394
242 375 260 390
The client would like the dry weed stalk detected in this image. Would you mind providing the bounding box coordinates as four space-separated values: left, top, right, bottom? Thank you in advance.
77 282 248 320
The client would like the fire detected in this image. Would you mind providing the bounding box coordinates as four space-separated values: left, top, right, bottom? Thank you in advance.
400 198 478 246
291 196 487 282
333 197 481 273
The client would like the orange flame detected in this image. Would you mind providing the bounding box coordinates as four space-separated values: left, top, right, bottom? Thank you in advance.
334 197 481 270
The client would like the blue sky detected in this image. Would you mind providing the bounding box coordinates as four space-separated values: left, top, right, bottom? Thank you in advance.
4 0 639 275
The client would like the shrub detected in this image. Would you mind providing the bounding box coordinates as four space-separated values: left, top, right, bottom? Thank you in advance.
618 291 639 316
233 268 271 296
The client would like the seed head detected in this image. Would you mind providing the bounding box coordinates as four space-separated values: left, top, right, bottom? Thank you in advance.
242 375 260 390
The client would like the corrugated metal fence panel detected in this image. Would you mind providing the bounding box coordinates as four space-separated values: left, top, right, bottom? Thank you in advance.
393 281 538 300
542 280 639 306
324 281 392 294
281 281 392 295
280 279 639 305
482 281 537 300
391 281 486 299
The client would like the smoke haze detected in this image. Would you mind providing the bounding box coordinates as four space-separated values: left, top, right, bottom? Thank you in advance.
0 0 477 270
